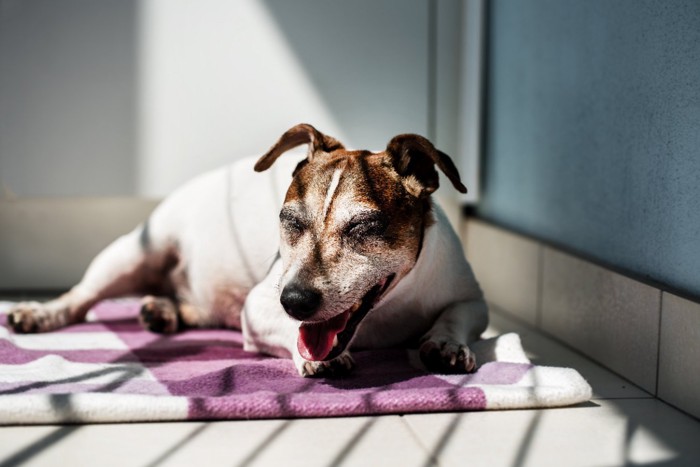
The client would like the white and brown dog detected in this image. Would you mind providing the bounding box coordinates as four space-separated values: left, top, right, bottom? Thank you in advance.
7 124 488 377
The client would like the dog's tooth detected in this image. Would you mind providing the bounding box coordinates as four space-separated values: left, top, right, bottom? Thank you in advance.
350 301 361 313
333 335 339 348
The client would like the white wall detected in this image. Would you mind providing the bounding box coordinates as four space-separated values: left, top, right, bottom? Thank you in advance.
137 0 429 197
1 0 437 198
0 0 485 289
0 0 138 197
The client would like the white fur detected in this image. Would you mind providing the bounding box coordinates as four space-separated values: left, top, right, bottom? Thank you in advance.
322 167 343 219
9 154 488 376
243 201 486 361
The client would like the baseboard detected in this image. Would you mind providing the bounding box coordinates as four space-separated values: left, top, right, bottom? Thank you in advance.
462 217 700 420
0 198 160 290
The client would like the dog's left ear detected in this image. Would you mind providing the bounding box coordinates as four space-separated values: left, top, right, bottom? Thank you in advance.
254 123 345 172
386 134 467 198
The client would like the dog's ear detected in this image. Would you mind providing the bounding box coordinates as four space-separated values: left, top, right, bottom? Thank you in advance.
385 134 467 198
254 123 345 172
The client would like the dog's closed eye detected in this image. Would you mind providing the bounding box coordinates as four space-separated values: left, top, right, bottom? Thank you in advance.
280 208 308 238
343 213 387 242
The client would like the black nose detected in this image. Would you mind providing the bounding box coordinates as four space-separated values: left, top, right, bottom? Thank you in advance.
280 283 322 320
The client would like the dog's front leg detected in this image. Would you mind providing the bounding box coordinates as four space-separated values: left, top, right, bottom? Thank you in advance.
419 299 489 373
293 351 355 378
8 227 150 333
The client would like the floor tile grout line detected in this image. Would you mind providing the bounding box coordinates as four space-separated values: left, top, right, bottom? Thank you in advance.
144 423 209 467
327 417 377 466
0 425 79 467
399 415 441 467
589 397 654 403
535 244 544 330
655 291 664 398
236 420 292 467
408 412 464 467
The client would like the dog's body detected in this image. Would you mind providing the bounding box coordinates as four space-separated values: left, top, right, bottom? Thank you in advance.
8 124 488 377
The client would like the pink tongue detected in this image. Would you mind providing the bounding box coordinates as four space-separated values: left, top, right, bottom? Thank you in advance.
297 310 351 361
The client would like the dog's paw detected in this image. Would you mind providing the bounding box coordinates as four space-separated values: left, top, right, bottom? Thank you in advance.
139 296 179 334
296 351 355 378
6 301 64 333
419 336 477 374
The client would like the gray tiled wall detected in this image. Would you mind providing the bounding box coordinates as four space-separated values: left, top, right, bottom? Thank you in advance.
658 293 700 420
463 218 699 418
462 219 540 327
540 248 660 394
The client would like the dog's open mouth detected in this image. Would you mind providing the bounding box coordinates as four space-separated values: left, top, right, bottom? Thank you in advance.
297 274 395 362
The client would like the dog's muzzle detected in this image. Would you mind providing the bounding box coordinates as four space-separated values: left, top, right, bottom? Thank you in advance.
295 274 395 362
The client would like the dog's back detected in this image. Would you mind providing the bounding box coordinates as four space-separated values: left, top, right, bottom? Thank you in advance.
140 155 304 324
8 124 487 378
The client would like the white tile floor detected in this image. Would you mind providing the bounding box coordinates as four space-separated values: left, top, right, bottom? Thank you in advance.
2 307 700 467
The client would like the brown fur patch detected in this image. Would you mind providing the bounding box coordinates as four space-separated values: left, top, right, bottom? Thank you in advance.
284 150 430 255
258 124 464 321
279 150 428 304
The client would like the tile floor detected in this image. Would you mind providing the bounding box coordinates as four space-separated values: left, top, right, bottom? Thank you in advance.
1 306 700 467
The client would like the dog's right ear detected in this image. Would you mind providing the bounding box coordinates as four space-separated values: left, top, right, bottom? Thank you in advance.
385 134 467 198
254 123 345 172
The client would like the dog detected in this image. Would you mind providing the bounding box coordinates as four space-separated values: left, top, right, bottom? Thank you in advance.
7 123 488 377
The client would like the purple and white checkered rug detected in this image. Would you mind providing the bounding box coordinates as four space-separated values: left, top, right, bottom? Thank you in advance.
0 300 591 425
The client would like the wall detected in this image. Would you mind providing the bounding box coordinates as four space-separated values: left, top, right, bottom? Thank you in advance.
137 0 432 197
0 0 138 197
479 0 700 298
0 0 485 289
1 0 478 199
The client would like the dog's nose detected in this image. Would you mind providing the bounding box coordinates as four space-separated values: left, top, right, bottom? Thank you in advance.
280 283 322 320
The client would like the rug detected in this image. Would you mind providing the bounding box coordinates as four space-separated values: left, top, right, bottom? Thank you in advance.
0 300 592 425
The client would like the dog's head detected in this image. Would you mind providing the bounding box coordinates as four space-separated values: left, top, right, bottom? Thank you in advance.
255 123 466 362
